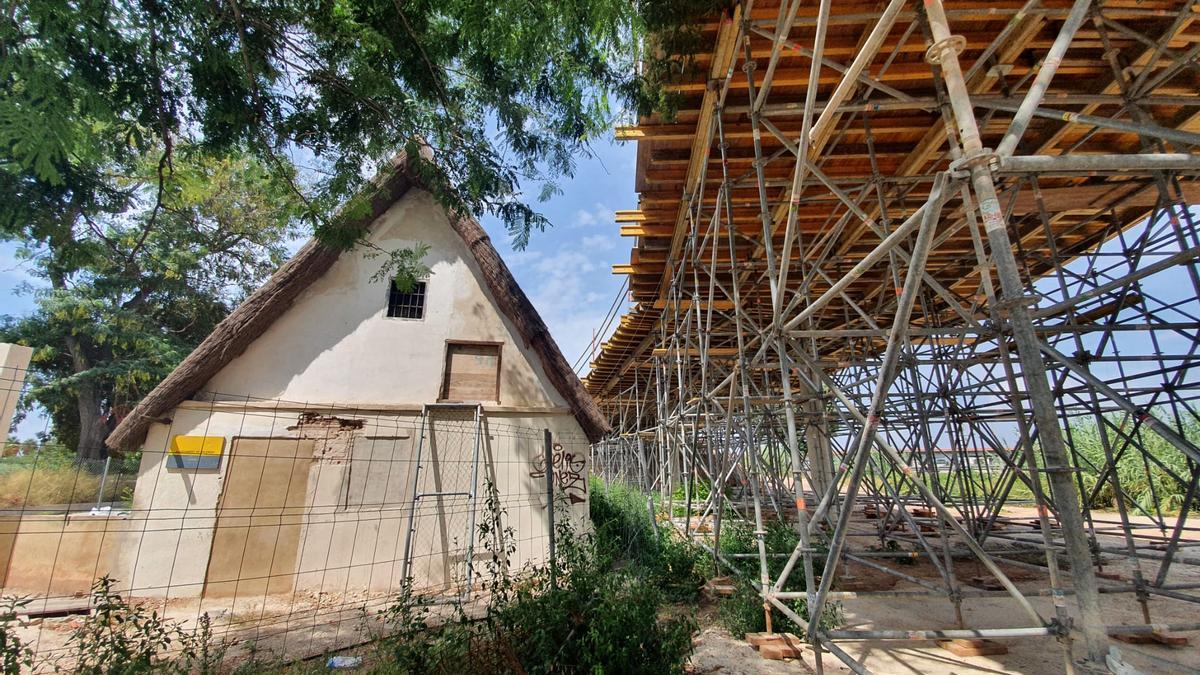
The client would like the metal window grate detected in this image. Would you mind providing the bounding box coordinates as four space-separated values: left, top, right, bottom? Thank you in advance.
387 280 426 319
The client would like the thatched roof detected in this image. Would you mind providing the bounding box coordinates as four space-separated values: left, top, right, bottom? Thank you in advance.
107 157 610 449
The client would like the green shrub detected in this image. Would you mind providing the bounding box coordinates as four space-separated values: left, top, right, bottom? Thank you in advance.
589 477 710 601
371 480 699 675
716 586 766 639
490 535 695 674
713 517 841 638
670 478 713 503
717 585 842 640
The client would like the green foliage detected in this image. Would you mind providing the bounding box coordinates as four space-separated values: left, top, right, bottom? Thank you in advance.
868 411 1199 517
371 479 698 674
1068 413 1199 514
1 0 723 251
0 596 33 675
486 527 696 674
587 479 842 641
368 244 433 293
0 148 303 457
670 477 716 503
715 518 842 638
590 477 710 601
716 584 842 640
1 0 725 453
715 587 766 640
61 576 222 674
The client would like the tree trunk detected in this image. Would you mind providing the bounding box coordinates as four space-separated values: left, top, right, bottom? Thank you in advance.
75 381 109 461
63 334 108 461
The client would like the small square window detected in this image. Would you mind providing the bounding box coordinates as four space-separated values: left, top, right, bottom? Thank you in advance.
387 280 426 319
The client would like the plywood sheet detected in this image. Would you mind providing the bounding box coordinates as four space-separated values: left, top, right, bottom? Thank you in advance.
203 438 313 598
440 343 500 402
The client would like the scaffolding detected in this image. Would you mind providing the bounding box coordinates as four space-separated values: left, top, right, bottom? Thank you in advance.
586 1 1200 672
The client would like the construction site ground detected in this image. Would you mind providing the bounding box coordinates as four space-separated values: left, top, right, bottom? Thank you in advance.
685 505 1200 674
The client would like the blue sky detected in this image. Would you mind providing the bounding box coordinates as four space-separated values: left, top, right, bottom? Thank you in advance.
477 140 637 374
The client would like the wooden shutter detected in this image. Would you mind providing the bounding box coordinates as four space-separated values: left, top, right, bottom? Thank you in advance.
440 342 501 402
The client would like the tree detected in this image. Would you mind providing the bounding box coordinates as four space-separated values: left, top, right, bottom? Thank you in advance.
1 0 720 249
1 150 305 459
0 0 720 454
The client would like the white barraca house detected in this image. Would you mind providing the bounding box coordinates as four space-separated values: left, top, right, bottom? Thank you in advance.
104 156 608 603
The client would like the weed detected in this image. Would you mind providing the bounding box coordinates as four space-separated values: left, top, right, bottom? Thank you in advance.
0 596 33 675
714 517 842 637
590 477 711 601
370 479 699 674
717 585 842 639
59 576 220 674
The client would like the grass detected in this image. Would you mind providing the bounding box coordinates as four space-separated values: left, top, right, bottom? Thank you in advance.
0 448 138 508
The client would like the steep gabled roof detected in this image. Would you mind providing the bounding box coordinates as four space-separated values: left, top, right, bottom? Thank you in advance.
107 156 609 448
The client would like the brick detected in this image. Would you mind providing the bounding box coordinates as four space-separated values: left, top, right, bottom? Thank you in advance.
965 575 1003 591
703 576 738 600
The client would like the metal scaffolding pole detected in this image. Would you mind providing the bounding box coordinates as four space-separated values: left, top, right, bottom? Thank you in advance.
589 2 1200 672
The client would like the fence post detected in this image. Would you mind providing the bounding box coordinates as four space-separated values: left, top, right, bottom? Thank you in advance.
544 429 556 589
95 456 111 509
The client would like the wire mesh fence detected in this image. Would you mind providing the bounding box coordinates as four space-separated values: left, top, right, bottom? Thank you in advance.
0 391 591 671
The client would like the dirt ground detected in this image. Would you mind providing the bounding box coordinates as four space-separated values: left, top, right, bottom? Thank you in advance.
686 507 1200 674
13 587 482 672
10 506 1198 673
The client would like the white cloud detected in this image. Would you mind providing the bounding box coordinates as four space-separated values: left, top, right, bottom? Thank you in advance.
568 202 612 229
512 248 624 373
572 208 597 228
533 250 595 278
505 249 543 269
581 234 616 252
